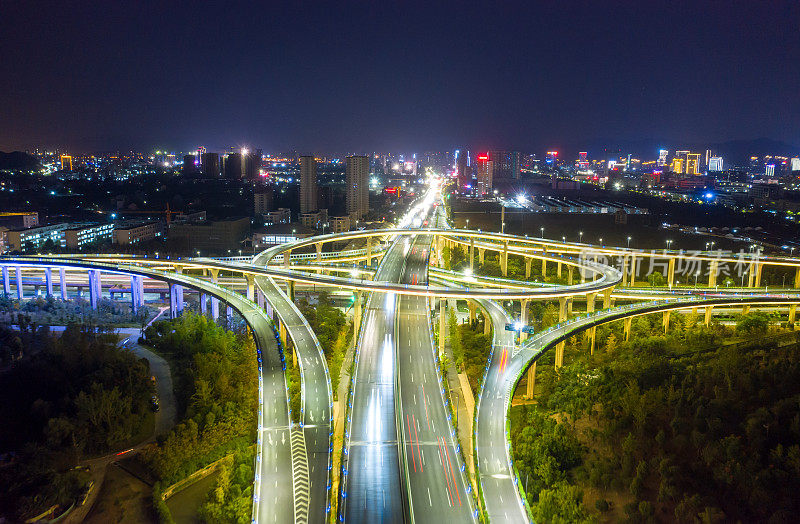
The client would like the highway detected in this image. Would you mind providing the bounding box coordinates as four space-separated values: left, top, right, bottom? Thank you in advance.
341 235 407 522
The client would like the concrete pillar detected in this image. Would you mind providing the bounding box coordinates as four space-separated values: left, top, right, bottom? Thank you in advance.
287 280 295 302
557 261 562 278
316 243 322 263
623 317 632 341
567 298 573 316
603 287 613 309
211 297 219 320
470 238 475 272
169 284 184 318
88 270 101 309
708 260 719 288
526 361 537 398
622 256 629 286
44 268 53 297
478 248 485 265
501 241 508 277
789 304 797 324
541 258 547 279
16 266 23 300
284 249 292 269
586 292 596 313
742 305 750 315
226 305 234 326
209 268 219 283
483 309 491 335
568 266 573 285
468 300 477 323
257 289 265 310
663 310 671 333
366 237 373 264
629 256 636 286
554 341 565 369
438 298 446 357
704 306 713 326
755 263 763 287
1 266 9 296
279 319 288 348
59 268 67 300
795 267 800 288
667 258 675 287
131 275 144 313
245 274 255 301
525 258 532 279
748 262 756 287
589 325 596 355
352 292 363 348
200 293 208 316
558 297 567 322
520 299 530 342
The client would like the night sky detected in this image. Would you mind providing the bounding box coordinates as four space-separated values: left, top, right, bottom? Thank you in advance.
1 1 799 154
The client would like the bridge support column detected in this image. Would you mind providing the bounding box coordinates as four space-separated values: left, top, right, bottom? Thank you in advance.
501 241 508 277
567 298 573 316
568 266 573 285
520 299 529 342
131 276 144 313
789 304 797 324
557 261 562 278
478 248 485 265
16 267 23 300
748 262 756 287
629 256 637 286
211 297 219 320
59 268 67 300
754 263 763 287
315 243 322 263
554 341 565 369
226 306 234 327
526 362 536 398
169 284 184 318
484 309 491 335
742 305 750 315
200 293 208 316
352 292 363 349
623 317 632 341
1 266 9 296
366 237 373 264
667 259 675 287
541 258 547 279
586 292 596 314
469 238 475 272
795 267 800 288
558 297 567 322
438 298 446 357
708 260 719 287
603 287 613 309
245 274 255 301
279 319 288 349
663 310 671 333
88 269 102 309
284 249 292 270
257 289 265 310
704 306 713 326
468 300 477 323
525 258 532 279
209 268 219 284
589 325 596 355
44 268 53 297
622 256 629 286
287 281 295 303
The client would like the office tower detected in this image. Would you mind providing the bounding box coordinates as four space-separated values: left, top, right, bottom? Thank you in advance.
201 152 220 177
224 153 242 179
658 149 669 167
708 156 724 172
488 150 521 179
243 148 262 180
670 151 701 175
60 155 73 171
456 150 471 189
182 154 197 174
299 155 318 214
475 153 493 195
545 151 558 169
577 151 590 170
766 164 775 178
346 155 369 220
791 158 800 171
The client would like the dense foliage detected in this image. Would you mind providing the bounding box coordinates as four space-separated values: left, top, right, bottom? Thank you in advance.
0 295 151 333
0 324 153 520
142 314 257 485
296 291 351 398
198 444 255 524
449 315 492 396
512 313 800 522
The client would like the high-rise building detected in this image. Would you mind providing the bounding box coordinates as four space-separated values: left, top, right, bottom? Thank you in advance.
243 148 262 180
224 153 242 179
475 153 493 195
577 151 590 170
254 188 274 215
766 164 775 178
657 149 669 167
708 157 724 172
487 150 520 179
182 154 197 174
670 151 701 175
791 158 800 171
346 155 369 220
201 152 220 177
456 150 471 189
60 155 73 171
299 155 318 214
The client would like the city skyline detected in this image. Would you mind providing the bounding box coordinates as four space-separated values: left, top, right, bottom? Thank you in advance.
2 2 799 153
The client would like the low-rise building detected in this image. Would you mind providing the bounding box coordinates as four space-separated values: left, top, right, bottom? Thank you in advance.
263 208 291 226
169 217 250 253
4 223 70 252
0 212 39 229
299 208 328 230
250 223 315 251
62 223 115 250
114 221 163 245
329 216 351 233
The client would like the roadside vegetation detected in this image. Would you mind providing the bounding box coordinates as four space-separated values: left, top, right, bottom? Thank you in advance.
511 311 800 522
449 312 492 397
0 324 154 521
141 313 257 523
0 295 153 329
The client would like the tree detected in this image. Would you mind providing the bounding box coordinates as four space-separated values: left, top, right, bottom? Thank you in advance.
736 312 769 335
648 271 666 287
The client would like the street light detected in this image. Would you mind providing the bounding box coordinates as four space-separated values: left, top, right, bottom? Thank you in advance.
627 236 631 248
540 227 544 238
579 231 583 243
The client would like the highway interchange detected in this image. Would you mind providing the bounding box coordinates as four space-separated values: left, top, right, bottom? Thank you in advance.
3 179 800 523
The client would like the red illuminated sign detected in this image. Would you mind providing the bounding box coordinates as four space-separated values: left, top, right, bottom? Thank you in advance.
477 154 489 161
